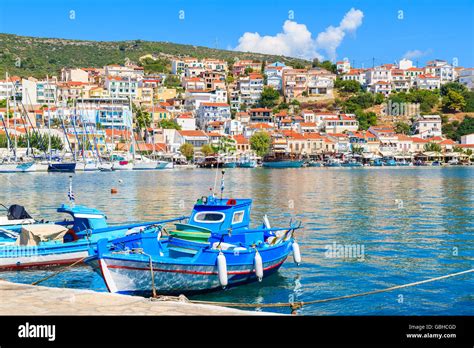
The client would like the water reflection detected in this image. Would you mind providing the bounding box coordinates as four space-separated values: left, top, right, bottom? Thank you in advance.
0 167 472 315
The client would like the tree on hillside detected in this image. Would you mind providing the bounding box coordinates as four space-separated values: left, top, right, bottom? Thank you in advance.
334 79 361 94
179 143 194 161
394 121 411 135
442 90 466 113
250 131 271 157
456 116 474 139
440 82 467 96
259 87 280 108
164 74 181 88
355 110 377 130
157 119 181 130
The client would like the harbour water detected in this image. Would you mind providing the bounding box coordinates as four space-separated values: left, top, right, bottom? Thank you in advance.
0 167 473 315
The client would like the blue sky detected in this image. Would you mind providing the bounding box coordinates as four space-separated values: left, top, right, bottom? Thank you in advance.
1 0 473 67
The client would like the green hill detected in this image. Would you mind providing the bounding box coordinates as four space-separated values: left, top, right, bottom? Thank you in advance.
0 33 309 78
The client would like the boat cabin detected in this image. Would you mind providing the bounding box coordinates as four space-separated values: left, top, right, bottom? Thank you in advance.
189 196 252 234
56 204 108 241
169 195 265 247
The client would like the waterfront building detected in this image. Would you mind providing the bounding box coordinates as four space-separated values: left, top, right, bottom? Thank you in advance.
412 114 442 139
323 114 359 134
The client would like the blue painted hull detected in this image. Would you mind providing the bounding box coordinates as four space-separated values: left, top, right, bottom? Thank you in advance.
223 162 237 168
87 237 293 294
262 160 304 168
341 163 363 167
48 162 76 172
237 161 257 168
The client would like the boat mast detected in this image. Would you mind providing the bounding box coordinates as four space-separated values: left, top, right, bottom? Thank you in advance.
5 72 12 159
129 76 136 161
46 75 52 161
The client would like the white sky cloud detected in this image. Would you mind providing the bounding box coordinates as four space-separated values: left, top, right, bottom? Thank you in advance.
403 49 432 60
234 8 364 62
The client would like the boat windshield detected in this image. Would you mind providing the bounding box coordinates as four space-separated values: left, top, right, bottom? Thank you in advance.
194 212 225 223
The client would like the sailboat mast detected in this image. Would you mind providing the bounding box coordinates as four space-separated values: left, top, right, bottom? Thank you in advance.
5 72 11 158
46 75 52 161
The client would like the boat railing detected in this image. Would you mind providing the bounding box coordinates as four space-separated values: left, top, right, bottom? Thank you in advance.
83 216 189 235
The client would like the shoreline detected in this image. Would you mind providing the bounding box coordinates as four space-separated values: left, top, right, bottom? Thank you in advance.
0 279 272 316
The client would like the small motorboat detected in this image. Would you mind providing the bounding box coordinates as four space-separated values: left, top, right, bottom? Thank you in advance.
341 159 363 167
262 153 304 168
324 158 342 167
0 203 186 270
86 171 302 295
307 161 323 167
0 204 36 233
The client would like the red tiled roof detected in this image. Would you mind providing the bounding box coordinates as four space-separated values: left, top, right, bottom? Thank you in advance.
178 130 207 137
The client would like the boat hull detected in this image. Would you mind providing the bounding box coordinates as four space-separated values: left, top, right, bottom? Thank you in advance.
48 162 76 173
223 162 237 168
0 162 36 173
92 252 289 295
262 160 304 168
237 161 257 168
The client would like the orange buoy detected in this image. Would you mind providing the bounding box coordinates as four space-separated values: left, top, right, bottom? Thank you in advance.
111 188 118 194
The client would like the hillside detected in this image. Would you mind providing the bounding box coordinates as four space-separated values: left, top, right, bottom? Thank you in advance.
0 33 310 78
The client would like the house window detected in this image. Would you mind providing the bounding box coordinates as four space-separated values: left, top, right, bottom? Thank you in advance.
232 211 245 224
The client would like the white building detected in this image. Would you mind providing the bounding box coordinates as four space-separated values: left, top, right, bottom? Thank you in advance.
61 68 89 83
175 113 196 131
398 58 413 70
459 68 474 90
415 75 441 90
341 69 366 85
336 60 351 74
412 114 442 139
460 133 474 145
21 78 58 105
105 76 139 99
425 60 455 84
237 73 264 108
196 102 231 130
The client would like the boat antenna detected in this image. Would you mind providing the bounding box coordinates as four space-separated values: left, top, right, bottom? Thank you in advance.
68 175 75 207
220 169 225 200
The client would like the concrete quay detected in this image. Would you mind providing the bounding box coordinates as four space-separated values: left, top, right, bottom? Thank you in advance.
0 280 268 316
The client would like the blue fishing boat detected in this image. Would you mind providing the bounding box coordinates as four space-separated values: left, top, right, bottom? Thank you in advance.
341 159 363 167
372 158 384 166
0 179 187 270
308 161 323 167
237 154 257 168
383 158 397 166
324 159 342 167
0 203 186 270
86 171 302 295
262 153 304 168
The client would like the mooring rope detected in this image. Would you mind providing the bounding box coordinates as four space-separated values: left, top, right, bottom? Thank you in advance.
31 257 87 286
151 268 474 314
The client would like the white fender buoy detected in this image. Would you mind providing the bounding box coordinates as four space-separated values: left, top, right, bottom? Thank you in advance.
292 241 301 265
217 251 228 287
254 250 263 281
